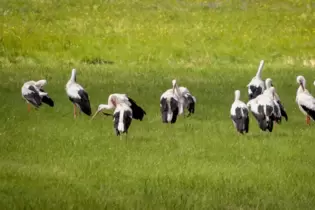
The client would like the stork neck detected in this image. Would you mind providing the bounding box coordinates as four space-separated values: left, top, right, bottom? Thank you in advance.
256 68 263 78
70 70 76 82
234 91 240 101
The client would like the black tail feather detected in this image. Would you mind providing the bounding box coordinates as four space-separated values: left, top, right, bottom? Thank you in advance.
277 101 288 121
42 95 54 107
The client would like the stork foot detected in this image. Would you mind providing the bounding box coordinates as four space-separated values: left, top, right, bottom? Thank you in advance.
306 116 311 125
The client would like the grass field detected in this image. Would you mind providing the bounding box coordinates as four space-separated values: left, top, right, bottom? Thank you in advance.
1 0 315 209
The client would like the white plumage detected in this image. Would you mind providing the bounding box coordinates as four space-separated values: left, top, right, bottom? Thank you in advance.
230 90 249 134
263 78 287 123
160 88 179 123
247 89 275 132
296 75 315 125
66 69 92 117
172 79 196 117
113 103 133 138
91 93 146 121
21 79 54 111
247 60 265 100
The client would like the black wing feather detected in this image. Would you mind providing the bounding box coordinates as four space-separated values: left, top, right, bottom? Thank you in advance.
40 89 54 107
71 89 92 116
127 97 146 121
24 86 42 108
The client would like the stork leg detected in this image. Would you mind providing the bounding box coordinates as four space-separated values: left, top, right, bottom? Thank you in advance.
27 103 31 112
73 104 77 118
306 115 311 125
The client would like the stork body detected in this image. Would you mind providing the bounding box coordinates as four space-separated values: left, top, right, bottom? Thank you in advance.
264 78 287 123
66 69 91 117
92 93 146 121
172 80 196 117
247 92 275 132
113 103 133 138
296 76 315 125
21 80 54 112
160 89 179 123
230 90 249 134
247 60 265 100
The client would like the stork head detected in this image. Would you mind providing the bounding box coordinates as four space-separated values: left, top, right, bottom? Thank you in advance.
297 75 305 90
265 78 273 89
172 79 177 94
91 104 109 120
35 79 47 88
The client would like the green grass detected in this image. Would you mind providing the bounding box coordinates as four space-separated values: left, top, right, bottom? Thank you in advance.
1 0 315 209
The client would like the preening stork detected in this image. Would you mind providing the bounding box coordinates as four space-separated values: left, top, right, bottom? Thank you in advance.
172 79 196 117
264 78 288 122
247 89 275 132
91 93 146 121
296 75 315 125
160 89 179 123
230 90 249 134
247 60 265 100
21 79 54 112
66 69 92 117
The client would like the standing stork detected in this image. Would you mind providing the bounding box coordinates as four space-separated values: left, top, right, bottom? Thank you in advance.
230 90 249 134
160 89 179 123
66 69 92 117
247 90 275 132
247 60 265 100
296 75 315 125
21 79 54 112
91 93 146 121
264 78 288 122
172 79 196 117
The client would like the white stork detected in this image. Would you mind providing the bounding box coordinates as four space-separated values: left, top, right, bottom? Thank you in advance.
160 89 180 123
296 75 315 125
21 79 54 112
230 90 249 134
247 60 265 100
172 79 196 117
247 89 275 132
112 103 133 138
264 78 288 122
66 69 92 117
91 93 146 121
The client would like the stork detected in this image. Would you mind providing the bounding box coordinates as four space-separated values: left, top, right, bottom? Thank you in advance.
172 79 196 117
21 79 54 112
91 93 146 121
247 60 265 100
160 89 179 123
296 75 315 125
247 89 275 132
66 69 92 118
230 90 249 134
264 78 288 122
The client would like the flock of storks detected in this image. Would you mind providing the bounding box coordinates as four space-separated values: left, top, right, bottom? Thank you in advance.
231 60 315 134
21 68 196 138
21 60 315 138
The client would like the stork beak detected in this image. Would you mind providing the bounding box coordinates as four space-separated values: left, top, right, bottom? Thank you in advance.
91 110 100 120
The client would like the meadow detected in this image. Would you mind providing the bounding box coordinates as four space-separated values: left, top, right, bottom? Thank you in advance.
1 0 315 209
